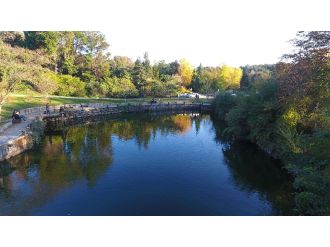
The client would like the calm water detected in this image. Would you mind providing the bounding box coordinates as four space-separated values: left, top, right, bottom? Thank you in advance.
0 113 294 215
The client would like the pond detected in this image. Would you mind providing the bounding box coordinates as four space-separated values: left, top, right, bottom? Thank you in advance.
0 113 294 215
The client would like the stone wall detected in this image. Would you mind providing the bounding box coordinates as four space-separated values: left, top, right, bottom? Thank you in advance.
0 119 44 162
43 103 212 129
1 102 212 161
0 134 33 161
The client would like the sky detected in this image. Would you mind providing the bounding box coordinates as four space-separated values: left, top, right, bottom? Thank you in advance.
2 0 329 67
104 28 297 67
99 0 325 67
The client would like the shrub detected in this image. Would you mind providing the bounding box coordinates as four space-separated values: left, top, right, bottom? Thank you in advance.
103 77 138 98
54 74 86 97
213 92 238 119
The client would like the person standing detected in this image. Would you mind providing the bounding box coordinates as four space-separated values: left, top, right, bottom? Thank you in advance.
45 103 51 115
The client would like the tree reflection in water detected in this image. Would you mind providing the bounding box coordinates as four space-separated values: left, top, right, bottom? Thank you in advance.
211 115 295 215
0 113 198 215
0 113 294 215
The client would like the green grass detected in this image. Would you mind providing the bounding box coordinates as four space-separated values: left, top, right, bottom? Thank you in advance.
1 94 211 120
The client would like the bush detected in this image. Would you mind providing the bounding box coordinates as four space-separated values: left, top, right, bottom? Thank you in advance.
102 77 138 98
215 82 282 154
213 80 330 215
213 92 238 119
54 74 86 97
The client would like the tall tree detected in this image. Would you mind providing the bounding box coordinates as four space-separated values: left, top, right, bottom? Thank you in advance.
278 31 330 128
57 31 78 75
24 31 60 72
83 31 109 57
110 56 134 78
178 59 194 87
74 32 110 85
132 58 148 95
191 64 203 92
24 31 59 54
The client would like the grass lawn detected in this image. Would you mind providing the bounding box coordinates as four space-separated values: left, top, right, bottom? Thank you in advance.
1 94 212 121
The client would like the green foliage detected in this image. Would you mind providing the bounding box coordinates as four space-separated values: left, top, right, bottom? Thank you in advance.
240 64 275 90
132 58 148 95
53 74 86 97
191 64 203 92
214 81 329 215
213 31 330 215
154 60 179 79
218 82 282 154
2 31 244 99
101 77 138 98
0 31 24 47
149 78 180 97
83 31 109 57
0 41 57 112
213 91 238 119
24 31 59 55
110 56 134 78
277 31 330 130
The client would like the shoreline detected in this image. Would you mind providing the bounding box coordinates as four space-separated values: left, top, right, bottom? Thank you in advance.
0 102 212 161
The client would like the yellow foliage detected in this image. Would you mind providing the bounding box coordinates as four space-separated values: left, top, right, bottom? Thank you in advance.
282 108 300 127
178 59 194 87
219 65 242 90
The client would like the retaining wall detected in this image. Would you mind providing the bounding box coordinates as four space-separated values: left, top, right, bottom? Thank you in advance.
0 133 33 161
1 102 212 161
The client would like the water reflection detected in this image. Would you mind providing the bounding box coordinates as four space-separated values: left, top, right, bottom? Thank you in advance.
0 113 294 215
211 116 294 215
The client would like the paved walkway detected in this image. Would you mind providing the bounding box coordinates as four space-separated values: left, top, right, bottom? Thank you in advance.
0 103 110 146
0 113 40 146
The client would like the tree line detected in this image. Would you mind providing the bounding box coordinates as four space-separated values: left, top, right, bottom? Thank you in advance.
0 31 242 108
214 31 330 215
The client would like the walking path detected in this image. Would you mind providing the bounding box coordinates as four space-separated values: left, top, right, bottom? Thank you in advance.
0 103 112 146
0 112 41 146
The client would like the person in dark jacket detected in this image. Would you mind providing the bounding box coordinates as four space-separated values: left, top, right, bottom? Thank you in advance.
12 110 26 122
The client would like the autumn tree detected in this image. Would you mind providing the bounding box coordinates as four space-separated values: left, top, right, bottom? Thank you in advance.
178 59 194 87
277 31 330 129
191 65 242 93
218 65 242 90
